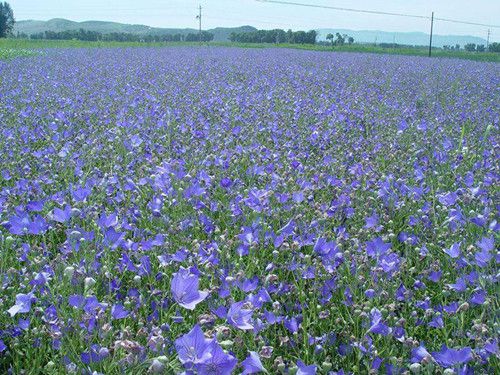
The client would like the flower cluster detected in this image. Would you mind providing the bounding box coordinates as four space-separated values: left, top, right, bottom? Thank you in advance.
0 47 498 373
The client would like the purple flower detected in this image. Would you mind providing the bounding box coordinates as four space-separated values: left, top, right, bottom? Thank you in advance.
284 316 299 334
470 289 486 305
130 134 143 148
3 213 48 235
8 293 34 317
411 343 431 363
111 303 129 319
220 177 232 188
443 302 459 314
484 340 498 355
367 308 392 336
26 200 44 212
171 267 209 310
475 237 494 267
3 213 30 235
174 324 213 365
72 186 91 202
378 252 400 274
428 314 444 329
297 360 317 375
366 237 391 257
439 192 458 206
364 213 380 230
227 301 253 330
428 271 442 282
194 341 238 375
81 344 109 364
98 212 119 228
313 238 337 258
68 294 85 308
18 318 30 330
83 296 107 314
448 276 467 292
444 242 461 258
0 340 6 353
241 351 266 374
431 345 473 368
52 205 72 223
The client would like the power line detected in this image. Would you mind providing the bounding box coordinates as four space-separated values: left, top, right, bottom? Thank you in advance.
256 0 500 28
256 0 428 20
434 17 500 28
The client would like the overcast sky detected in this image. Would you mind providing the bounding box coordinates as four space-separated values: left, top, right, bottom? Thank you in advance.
9 0 500 38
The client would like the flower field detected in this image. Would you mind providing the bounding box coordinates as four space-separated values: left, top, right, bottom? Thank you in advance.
0 47 498 374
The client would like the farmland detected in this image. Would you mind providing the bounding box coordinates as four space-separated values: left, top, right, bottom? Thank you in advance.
1 39 500 62
0 47 498 374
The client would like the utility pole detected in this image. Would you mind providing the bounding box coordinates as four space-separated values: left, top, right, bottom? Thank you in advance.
486 29 490 51
196 5 202 45
428 11 434 57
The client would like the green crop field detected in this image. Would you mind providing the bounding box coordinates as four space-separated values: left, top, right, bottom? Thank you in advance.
1 38 499 62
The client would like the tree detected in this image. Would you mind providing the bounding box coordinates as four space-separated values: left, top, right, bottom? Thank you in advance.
306 30 317 44
326 33 334 47
229 29 316 45
347 36 354 45
476 44 485 52
464 43 476 52
489 42 500 53
0 2 15 38
334 32 345 46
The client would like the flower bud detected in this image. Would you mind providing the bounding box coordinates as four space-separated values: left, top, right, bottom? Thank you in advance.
148 359 165 374
64 266 75 279
409 363 421 374
84 277 96 293
322 361 332 371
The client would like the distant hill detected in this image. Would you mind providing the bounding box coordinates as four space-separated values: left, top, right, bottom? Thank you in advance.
316 29 488 48
14 19 257 42
14 19 488 47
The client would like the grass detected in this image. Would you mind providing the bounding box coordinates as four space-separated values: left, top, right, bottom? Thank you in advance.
1 38 499 62
0 47 39 59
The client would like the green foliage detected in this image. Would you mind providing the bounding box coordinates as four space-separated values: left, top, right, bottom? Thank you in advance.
26 28 213 43
230 29 317 45
488 42 500 53
464 43 476 52
0 47 38 59
0 1 15 38
184 31 214 43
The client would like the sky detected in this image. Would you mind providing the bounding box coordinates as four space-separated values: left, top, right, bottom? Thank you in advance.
9 0 500 38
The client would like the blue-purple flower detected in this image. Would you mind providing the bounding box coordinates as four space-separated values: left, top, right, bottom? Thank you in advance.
171 267 209 310
8 293 35 317
431 345 473 368
241 351 266 374
227 301 253 330
367 308 392 336
296 360 317 375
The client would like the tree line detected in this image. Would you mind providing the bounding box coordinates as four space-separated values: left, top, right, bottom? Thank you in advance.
442 43 499 53
229 29 317 44
23 29 214 43
325 33 354 46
